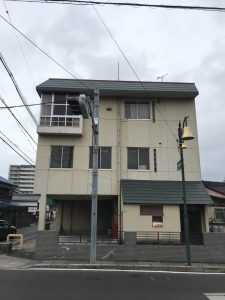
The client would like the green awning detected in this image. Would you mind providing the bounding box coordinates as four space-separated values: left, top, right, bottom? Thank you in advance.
121 180 213 205
47 198 58 206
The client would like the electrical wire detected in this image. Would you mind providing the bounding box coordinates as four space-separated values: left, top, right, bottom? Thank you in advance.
0 51 38 125
0 130 35 164
4 0 225 12
0 101 81 109
90 3 178 140
0 94 37 145
1 0 37 87
0 14 94 93
0 135 34 164
0 2 194 144
1 10 182 140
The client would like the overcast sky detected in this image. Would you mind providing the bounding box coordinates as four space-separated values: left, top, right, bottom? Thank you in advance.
0 0 224 181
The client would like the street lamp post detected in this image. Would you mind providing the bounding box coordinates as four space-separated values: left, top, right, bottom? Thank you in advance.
178 116 194 266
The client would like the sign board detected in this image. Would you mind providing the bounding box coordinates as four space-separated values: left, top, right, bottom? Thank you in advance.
28 207 37 213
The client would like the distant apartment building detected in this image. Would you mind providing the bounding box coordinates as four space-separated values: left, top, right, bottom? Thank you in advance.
8 165 35 194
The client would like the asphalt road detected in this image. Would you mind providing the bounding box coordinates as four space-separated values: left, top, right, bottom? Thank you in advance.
0 270 225 300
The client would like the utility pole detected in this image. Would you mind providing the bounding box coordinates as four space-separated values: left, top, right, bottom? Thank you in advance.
68 90 99 264
90 89 99 264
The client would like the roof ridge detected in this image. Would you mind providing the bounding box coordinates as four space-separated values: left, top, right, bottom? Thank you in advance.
46 78 196 85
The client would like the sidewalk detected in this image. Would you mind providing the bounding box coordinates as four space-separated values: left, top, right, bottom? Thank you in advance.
1 227 225 273
2 251 225 273
2 238 225 273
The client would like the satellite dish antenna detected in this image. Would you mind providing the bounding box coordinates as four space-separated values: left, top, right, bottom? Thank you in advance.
157 74 168 82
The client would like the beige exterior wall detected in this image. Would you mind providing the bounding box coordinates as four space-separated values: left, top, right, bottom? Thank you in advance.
34 96 201 196
34 94 202 230
123 204 181 232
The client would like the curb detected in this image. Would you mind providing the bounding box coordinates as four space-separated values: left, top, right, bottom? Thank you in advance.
30 263 225 273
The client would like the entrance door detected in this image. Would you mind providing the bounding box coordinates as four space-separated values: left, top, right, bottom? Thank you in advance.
180 205 203 244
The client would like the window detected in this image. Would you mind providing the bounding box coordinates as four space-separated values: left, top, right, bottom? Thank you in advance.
152 216 163 228
40 93 82 127
140 205 163 216
140 205 164 228
50 146 74 168
127 148 149 170
41 93 52 116
214 208 225 220
89 147 112 169
153 149 157 172
125 102 150 119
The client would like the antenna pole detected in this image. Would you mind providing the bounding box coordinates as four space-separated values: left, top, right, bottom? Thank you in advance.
157 73 168 82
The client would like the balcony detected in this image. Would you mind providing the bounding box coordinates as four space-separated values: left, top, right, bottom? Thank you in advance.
37 115 83 136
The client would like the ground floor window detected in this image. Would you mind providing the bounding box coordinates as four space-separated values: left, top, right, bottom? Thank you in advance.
152 216 163 228
140 205 163 228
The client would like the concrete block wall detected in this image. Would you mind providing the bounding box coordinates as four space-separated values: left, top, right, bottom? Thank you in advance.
203 232 225 247
35 231 59 259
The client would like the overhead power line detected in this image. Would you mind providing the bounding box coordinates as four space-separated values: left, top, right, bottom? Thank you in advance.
0 14 94 93
0 130 35 164
1 0 37 87
1 7 184 141
5 0 225 12
90 3 178 140
0 101 80 109
0 94 37 145
0 51 38 125
0 135 34 165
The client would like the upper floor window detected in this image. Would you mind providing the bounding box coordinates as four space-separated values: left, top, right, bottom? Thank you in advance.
89 147 112 169
127 147 149 170
50 146 74 168
40 93 81 127
125 102 151 119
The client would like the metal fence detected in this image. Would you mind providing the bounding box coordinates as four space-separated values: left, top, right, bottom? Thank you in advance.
136 231 204 245
58 230 203 246
59 230 124 245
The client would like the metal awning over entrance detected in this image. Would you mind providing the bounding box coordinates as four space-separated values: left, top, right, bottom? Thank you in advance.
121 180 213 205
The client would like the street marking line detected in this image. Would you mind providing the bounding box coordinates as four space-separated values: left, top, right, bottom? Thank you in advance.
21 268 225 275
204 294 225 300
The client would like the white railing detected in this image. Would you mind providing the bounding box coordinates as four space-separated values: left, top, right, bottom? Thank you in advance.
40 115 81 127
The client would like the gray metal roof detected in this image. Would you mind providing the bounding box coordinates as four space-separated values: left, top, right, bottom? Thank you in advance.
0 176 15 187
36 79 199 98
122 180 213 205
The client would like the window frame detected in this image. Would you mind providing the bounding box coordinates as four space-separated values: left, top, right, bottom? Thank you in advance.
50 145 74 169
89 147 112 170
127 147 150 170
40 93 81 127
152 216 163 228
125 102 151 120
140 205 163 216
140 205 164 228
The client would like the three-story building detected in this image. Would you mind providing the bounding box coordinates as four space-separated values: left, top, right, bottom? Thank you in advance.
34 79 212 245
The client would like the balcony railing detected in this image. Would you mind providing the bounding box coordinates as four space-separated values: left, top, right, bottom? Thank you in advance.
40 116 80 127
37 115 83 136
